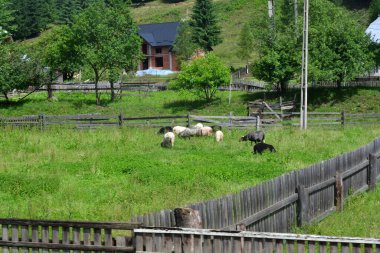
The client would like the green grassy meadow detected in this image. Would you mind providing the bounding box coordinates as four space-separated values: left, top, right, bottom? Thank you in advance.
1 88 380 238
2 87 380 117
1 125 380 222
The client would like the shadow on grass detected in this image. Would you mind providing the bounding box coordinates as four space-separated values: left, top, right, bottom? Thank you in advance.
239 87 370 111
0 99 28 109
163 98 221 113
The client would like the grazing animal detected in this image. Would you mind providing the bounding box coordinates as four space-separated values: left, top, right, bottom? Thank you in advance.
194 123 204 129
173 126 187 135
178 128 201 139
253 143 276 154
215 130 224 142
161 132 175 148
201 126 213 136
157 126 173 134
240 130 265 144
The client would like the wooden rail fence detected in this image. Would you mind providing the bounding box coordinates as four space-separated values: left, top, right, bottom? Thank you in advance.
0 218 141 252
1 112 380 129
134 228 380 253
130 137 380 233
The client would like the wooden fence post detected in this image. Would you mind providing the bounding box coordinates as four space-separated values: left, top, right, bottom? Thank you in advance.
256 115 260 131
38 115 45 130
297 185 309 226
335 172 344 211
229 112 233 127
341 111 346 127
187 113 190 127
118 113 123 128
368 153 378 191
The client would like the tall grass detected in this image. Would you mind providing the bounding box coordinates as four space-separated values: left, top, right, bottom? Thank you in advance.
2 87 380 117
1 125 380 221
294 185 380 238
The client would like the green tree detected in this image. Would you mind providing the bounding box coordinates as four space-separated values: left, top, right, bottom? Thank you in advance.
237 23 255 67
173 21 197 65
308 0 374 87
0 43 48 102
10 0 55 39
37 25 81 99
171 53 230 101
250 3 300 93
190 0 222 51
0 0 16 40
70 0 142 104
370 0 380 22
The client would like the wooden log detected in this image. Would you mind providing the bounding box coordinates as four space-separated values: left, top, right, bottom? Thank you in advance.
174 208 203 228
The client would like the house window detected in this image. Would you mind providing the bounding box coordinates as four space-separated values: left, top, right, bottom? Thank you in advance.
155 57 164 67
155 47 162 54
142 44 148 54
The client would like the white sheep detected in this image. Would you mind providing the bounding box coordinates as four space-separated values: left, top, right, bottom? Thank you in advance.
178 128 202 139
201 126 213 136
161 132 175 148
194 123 204 129
173 126 187 135
215 130 224 142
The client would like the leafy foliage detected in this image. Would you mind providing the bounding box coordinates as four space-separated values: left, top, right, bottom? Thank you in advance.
190 0 222 51
171 53 230 101
69 0 142 104
0 43 48 101
173 21 198 65
237 22 255 65
308 0 374 86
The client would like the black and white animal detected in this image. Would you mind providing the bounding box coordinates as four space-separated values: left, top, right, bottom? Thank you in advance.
239 130 265 144
253 143 276 154
157 126 173 134
161 132 175 148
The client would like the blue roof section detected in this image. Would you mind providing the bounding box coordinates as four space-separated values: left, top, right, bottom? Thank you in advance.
366 17 380 43
138 22 180 47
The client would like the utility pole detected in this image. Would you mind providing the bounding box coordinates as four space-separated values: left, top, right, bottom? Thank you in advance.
300 0 309 129
268 0 274 18
294 0 298 36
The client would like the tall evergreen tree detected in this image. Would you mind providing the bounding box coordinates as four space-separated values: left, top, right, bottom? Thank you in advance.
0 0 16 38
190 0 222 51
237 23 255 66
173 21 197 65
11 0 55 39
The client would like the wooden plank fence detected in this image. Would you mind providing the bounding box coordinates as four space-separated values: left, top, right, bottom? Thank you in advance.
134 227 380 253
0 218 141 252
2 112 380 129
130 137 380 233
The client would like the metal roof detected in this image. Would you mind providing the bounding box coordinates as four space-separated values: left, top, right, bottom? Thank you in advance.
138 22 180 47
366 17 380 43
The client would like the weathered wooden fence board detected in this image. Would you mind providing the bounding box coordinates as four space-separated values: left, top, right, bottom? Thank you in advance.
134 228 380 253
0 219 140 252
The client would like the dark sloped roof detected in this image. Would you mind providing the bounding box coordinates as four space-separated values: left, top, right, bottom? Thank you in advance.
138 22 180 47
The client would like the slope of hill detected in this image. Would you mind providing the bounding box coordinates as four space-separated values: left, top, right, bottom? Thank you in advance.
131 0 372 68
132 0 265 68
